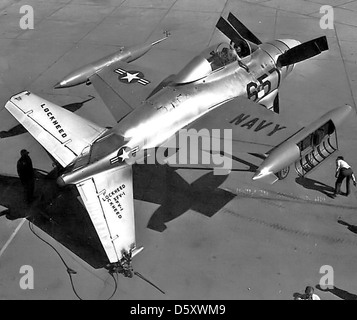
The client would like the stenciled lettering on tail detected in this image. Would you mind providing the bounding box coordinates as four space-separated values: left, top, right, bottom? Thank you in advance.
40 103 68 139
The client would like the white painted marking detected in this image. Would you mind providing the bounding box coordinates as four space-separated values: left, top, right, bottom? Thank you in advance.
0 218 26 259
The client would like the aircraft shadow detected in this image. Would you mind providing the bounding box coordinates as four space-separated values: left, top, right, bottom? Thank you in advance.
337 219 357 235
231 154 259 173
316 285 357 300
0 170 108 269
167 152 259 174
0 162 236 268
0 96 94 139
133 164 236 232
295 177 335 198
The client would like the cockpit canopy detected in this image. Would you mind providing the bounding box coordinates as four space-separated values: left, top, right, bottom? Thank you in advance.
173 42 238 84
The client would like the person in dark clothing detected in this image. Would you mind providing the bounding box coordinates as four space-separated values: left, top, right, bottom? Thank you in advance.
294 286 320 300
17 149 35 203
334 156 356 197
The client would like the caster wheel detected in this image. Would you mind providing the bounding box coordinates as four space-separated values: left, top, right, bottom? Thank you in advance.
277 166 290 180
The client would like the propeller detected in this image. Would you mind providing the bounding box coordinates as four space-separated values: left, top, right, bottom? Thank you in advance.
228 12 262 45
273 93 279 114
277 36 329 68
216 16 251 57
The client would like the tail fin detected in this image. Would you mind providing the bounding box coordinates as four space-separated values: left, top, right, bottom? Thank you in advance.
5 91 107 167
76 164 136 275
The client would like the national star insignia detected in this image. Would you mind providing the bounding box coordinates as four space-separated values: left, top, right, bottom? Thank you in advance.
114 68 150 86
110 146 132 165
119 148 131 161
121 71 140 83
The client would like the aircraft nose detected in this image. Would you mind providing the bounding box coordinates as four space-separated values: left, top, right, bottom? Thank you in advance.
57 176 66 187
54 81 65 89
252 168 269 180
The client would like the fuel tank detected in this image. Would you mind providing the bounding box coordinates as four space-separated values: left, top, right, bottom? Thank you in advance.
253 105 354 183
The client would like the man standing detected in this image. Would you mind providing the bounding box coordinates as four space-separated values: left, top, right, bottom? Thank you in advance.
334 156 356 197
17 149 35 203
295 286 321 300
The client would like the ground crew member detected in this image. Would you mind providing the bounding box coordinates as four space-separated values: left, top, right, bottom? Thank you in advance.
295 286 321 300
305 286 320 300
17 149 35 203
334 156 356 197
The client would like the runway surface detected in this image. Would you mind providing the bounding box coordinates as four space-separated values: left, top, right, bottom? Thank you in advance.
0 0 357 300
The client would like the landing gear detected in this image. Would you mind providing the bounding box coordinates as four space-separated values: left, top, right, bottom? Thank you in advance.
277 166 290 180
105 251 134 278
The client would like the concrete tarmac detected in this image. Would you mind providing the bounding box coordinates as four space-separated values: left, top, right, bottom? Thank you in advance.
0 0 357 300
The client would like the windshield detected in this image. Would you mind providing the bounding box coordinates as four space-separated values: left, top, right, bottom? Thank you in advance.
70 132 124 172
90 133 124 163
173 42 239 84
206 42 238 71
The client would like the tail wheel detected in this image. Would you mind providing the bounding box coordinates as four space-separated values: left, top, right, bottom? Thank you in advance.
277 166 290 180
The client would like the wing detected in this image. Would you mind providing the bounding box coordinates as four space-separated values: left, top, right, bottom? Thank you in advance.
5 91 106 168
175 99 350 184
185 96 300 155
90 61 169 122
76 164 136 264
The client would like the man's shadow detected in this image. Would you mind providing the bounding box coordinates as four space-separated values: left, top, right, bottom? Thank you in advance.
0 96 94 138
338 219 357 235
1 146 260 266
316 285 357 300
295 177 335 198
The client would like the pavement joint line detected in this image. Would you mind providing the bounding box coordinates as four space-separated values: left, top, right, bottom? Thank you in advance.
221 207 357 247
14 1 70 40
252 2 321 19
28 220 112 286
273 8 278 39
0 217 26 260
12 2 121 92
143 0 180 45
255 2 357 30
334 23 357 111
207 0 229 47
230 186 357 210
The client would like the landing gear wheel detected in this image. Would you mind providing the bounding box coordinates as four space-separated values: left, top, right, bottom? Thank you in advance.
277 166 290 180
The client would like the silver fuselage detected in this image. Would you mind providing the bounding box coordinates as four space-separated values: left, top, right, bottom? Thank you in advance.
118 40 295 150
61 40 297 185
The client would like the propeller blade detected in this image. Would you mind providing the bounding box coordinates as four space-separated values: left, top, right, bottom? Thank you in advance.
273 93 279 114
216 17 243 46
216 17 251 57
277 36 328 68
228 12 262 45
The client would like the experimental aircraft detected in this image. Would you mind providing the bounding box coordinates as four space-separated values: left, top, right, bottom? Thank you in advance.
4 14 353 277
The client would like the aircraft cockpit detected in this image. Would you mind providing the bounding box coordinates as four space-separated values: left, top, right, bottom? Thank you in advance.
70 132 124 172
207 42 239 71
173 42 240 84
